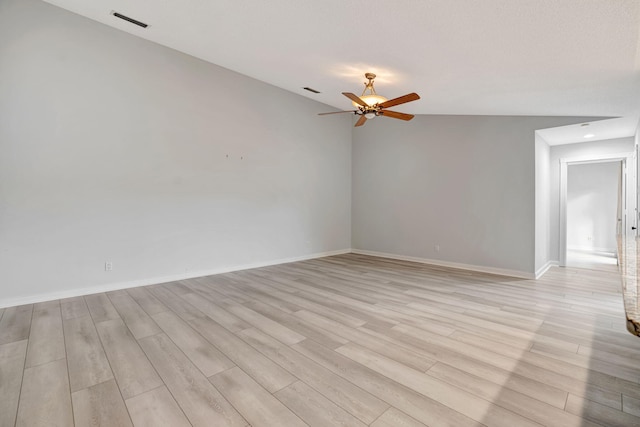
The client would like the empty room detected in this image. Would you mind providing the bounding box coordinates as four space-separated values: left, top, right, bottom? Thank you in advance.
2 0 640 426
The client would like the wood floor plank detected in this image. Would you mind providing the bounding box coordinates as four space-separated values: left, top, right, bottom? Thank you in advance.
166 281 193 296
146 285 205 318
369 301 463 336
452 327 576 356
190 277 249 303
463 307 544 331
63 315 113 392
519 343 640 401
536 320 640 352
453 327 640 384
243 299 349 349
304 339 540 427
0 340 27 427
184 278 242 304
578 342 640 369
623 394 640 417
127 287 169 316
425 361 600 427
210 366 307 427
85 293 120 323
529 341 640 382
180 292 251 332
565 393 640 427
285 284 399 329
237 277 368 328
186 313 296 393
0 304 33 344
274 380 367 427
371 407 428 427
16 358 73 427
292 337 484 427
218 300 306 345
125 386 191 427
404 301 535 340
239 327 389 425
95 318 163 399
389 322 625 408
295 310 437 372
225 279 302 313
60 296 89 320
152 310 235 377
360 324 569 409
107 290 161 339
139 332 247 427
71 379 133 427
25 301 64 368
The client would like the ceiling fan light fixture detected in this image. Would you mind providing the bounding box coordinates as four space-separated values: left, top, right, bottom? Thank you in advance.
357 94 388 107
351 73 387 107
318 72 419 127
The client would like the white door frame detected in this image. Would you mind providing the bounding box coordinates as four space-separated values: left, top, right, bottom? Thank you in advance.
559 152 635 267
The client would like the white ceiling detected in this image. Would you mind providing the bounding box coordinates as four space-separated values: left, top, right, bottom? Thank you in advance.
43 0 640 142
537 117 638 146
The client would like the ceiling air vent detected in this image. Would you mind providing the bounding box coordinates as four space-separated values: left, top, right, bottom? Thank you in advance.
303 87 321 94
112 12 148 28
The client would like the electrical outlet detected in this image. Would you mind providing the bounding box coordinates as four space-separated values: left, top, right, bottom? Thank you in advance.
105 261 113 271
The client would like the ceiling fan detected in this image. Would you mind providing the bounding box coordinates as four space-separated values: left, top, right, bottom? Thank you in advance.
319 73 420 127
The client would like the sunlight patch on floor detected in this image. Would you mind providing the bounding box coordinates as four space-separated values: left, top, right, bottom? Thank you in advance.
566 249 618 271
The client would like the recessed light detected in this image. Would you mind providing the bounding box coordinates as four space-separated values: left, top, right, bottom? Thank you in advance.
584 133 595 138
581 123 589 127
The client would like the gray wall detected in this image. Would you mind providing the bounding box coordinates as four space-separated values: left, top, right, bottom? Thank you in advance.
567 162 620 253
352 115 599 276
549 137 635 261
0 0 352 305
535 134 551 273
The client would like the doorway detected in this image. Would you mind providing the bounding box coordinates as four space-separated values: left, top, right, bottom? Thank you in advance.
559 152 635 267
565 161 621 270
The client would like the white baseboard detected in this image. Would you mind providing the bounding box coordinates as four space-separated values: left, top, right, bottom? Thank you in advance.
1 247 541 308
351 249 535 279
535 260 558 279
0 248 351 309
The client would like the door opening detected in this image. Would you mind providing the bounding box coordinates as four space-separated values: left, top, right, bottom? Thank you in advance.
559 152 635 267
565 161 621 269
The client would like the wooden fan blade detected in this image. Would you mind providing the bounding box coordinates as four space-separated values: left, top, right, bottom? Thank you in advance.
342 92 369 107
379 93 420 109
318 110 356 116
354 115 367 127
379 110 414 121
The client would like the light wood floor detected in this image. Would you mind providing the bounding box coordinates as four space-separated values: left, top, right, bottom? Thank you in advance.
1 254 640 427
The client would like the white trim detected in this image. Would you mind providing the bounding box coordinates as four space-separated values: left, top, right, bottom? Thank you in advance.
535 260 558 279
559 159 568 266
559 153 634 165
0 249 351 309
351 249 535 279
